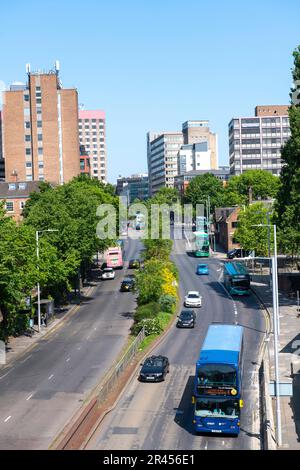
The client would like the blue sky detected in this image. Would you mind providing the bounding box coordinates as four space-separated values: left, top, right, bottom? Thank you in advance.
1 0 299 183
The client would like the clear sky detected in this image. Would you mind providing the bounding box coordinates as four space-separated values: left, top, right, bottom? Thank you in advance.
1 0 300 183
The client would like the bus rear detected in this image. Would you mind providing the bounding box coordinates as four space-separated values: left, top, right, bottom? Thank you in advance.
224 262 251 295
194 231 209 257
106 246 123 269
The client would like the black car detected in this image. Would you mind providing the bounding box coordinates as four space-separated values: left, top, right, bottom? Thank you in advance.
227 248 250 259
138 355 169 382
128 259 140 269
176 309 196 328
120 277 135 292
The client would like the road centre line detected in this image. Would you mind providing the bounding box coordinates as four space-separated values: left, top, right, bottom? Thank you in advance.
26 394 33 401
21 354 32 364
4 416 11 423
66 357 70 362
0 370 12 380
48 374 54 380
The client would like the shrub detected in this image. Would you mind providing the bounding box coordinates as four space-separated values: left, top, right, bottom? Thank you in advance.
159 294 176 313
134 302 160 323
132 317 162 336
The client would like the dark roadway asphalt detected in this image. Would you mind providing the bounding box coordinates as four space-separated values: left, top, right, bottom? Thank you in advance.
87 234 266 450
0 236 142 450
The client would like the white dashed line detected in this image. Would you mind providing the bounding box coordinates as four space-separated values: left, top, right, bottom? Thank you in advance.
66 357 70 362
0 371 12 380
26 394 33 401
48 374 54 380
94 327 97 331
77 347 81 350
21 354 32 364
4 416 11 423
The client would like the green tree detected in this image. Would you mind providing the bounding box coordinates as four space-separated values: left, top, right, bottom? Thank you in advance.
135 259 164 305
234 203 271 256
184 173 225 210
275 45 300 256
223 170 280 206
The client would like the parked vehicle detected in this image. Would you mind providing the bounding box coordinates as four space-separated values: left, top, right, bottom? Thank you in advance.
176 310 196 328
138 355 169 382
196 263 209 275
120 277 135 292
101 267 115 280
227 248 250 259
184 291 202 307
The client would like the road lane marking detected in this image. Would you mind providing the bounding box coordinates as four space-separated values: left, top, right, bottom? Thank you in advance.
0 371 12 380
204 442 208 450
86 335 90 340
26 394 33 401
66 357 70 362
94 327 97 331
4 416 11 423
21 354 32 364
77 347 81 350
48 374 54 380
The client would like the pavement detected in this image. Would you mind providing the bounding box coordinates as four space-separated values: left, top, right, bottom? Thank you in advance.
250 270 300 450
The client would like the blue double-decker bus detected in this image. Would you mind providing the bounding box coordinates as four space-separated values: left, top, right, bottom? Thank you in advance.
192 324 244 436
223 261 251 296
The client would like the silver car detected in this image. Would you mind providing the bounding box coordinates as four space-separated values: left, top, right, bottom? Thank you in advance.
101 267 115 280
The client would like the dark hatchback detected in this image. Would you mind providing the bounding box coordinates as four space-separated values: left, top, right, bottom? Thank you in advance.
176 310 196 328
138 355 170 382
120 277 135 292
227 248 250 259
128 259 140 269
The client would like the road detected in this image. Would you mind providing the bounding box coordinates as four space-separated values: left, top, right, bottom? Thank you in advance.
87 234 266 450
0 236 142 450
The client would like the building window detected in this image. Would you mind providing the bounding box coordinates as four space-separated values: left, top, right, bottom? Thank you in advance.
38 162 44 169
37 121 42 128
26 162 32 168
20 201 26 210
38 176 44 181
232 221 238 228
24 108 30 116
26 148 31 155
36 98 42 104
8 183 16 190
37 134 43 141
38 148 43 155
92 119 96 122
25 121 31 129
36 86 41 91
18 183 27 190
6 201 14 212
24 94 29 102
37 108 42 115
26 175 33 181
25 135 31 142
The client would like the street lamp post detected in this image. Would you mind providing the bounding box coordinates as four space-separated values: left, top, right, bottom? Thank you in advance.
36 229 58 333
252 222 281 447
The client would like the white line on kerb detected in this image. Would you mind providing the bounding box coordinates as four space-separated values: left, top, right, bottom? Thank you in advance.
26 394 33 401
48 374 54 380
21 354 32 364
0 371 12 380
4 416 11 423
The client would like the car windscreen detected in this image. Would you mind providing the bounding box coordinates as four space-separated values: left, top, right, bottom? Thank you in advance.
195 398 239 419
188 294 199 298
180 312 193 319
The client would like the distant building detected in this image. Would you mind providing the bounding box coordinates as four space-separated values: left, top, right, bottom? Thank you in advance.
78 110 106 181
116 173 149 204
2 63 80 184
79 145 91 176
147 121 218 195
182 120 218 168
214 206 241 252
0 111 4 180
229 105 290 176
174 167 230 197
0 181 41 222
147 132 183 195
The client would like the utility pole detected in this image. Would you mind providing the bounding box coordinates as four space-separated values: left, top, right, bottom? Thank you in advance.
272 256 282 447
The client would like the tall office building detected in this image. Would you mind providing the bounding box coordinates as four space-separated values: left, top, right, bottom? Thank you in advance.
2 63 80 184
148 132 183 195
116 173 149 203
229 105 290 176
78 110 106 181
182 120 218 168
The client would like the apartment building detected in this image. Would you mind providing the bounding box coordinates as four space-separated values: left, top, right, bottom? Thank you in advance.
148 132 183 195
2 63 80 184
0 111 4 180
174 166 230 197
229 105 290 176
78 110 106 181
0 180 40 222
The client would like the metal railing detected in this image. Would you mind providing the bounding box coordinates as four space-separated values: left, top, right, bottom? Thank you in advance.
97 327 145 404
